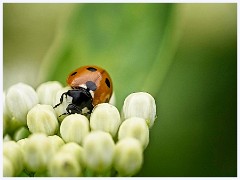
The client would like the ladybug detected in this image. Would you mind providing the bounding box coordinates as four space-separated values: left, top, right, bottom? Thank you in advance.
54 65 113 116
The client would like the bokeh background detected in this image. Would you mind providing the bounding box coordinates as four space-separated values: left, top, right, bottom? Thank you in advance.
3 3 237 177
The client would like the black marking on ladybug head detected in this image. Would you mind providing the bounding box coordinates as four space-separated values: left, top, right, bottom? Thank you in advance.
105 78 110 88
86 81 97 91
87 67 97 72
71 72 77 76
53 88 94 116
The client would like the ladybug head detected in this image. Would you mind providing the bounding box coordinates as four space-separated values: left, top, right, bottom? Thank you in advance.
54 87 94 116
67 87 94 115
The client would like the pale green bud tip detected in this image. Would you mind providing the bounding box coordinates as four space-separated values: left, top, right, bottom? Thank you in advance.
3 134 12 142
3 156 14 177
48 135 65 153
13 127 30 141
3 141 24 176
5 83 39 124
27 104 59 135
109 91 116 106
60 114 89 145
90 103 121 137
60 142 86 169
36 81 63 106
122 92 156 128
114 138 143 176
118 117 149 149
3 92 11 135
48 152 82 177
83 131 115 173
17 138 28 149
23 133 53 172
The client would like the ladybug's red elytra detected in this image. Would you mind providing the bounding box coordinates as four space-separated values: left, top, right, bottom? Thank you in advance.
54 65 113 116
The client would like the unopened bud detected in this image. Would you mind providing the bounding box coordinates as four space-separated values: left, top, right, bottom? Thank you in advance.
90 103 121 137
114 138 143 176
3 134 12 142
36 81 63 106
60 114 89 145
48 135 65 153
5 83 38 124
27 104 59 135
122 92 156 128
60 142 85 169
118 117 149 149
3 92 11 135
23 133 53 172
13 126 30 141
83 131 115 173
17 138 28 149
3 141 24 176
3 156 14 177
48 152 82 177
109 92 116 106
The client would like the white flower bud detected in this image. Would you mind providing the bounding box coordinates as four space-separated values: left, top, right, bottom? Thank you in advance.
109 92 116 106
23 133 53 172
48 135 65 153
90 103 121 137
13 126 30 141
27 104 59 135
60 114 89 145
3 134 12 142
60 142 85 169
5 83 38 124
122 92 156 128
36 81 63 106
118 117 149 149
3 92 11 135
17 138 28 149
114 138 143 176
48 151 82 177
3 156 14 177
3 141 24 176
83 131 115 173
54 86 72 121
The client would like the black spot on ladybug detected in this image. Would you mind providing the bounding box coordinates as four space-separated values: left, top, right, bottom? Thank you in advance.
71 72 77 76
87 67 97 72
105 78 110 88
86 81 97 91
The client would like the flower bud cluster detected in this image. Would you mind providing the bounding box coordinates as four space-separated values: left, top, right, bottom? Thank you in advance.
3 82 157 177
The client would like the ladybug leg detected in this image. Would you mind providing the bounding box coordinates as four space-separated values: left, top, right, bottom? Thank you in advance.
53 92 68 108
58 112 68 117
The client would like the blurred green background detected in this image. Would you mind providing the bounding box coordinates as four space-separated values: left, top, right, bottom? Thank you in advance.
3 3 237 177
